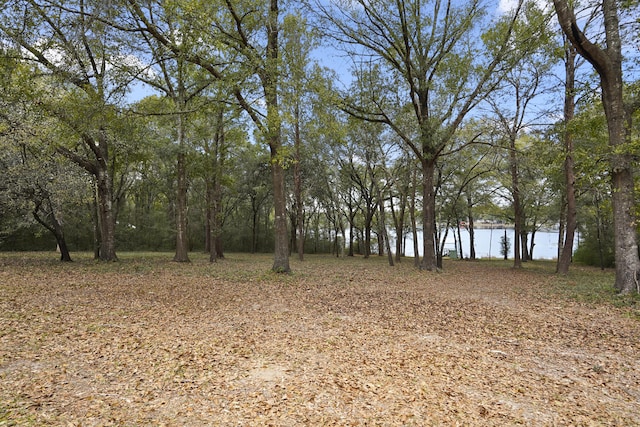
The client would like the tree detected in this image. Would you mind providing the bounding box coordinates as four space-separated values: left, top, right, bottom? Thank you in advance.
281 13 318 262
553 0 640 293
0 116 87 262
0 51 97 260
0 0 143 261
126 0 291 272
486 2 556 267
500 231 511 260
314 0 529 270
132 14 217 263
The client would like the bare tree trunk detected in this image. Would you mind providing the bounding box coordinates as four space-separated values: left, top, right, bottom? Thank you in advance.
508 137 522 268
389 181 407 263
173 132 190 262
364 207 374 259
62 133 117 262
205 185 212 254
91 185 100 259
251 198 259 253
557 192 566 260
209 110 226 263
529 230 536 260
467 194 476 260
374 185 394 266
32 200 72 262
96 164 117 262
348 204 355 257
554 0 640 293
456 217 463 260
420 158 437 270
557 42 577 274
271 159 290 272
410 166 420 268
293 102 304 261
521 229 529 262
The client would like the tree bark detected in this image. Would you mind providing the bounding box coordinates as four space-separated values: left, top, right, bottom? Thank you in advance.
265 0 290 273
208 108 225 262
557 42 577 274
364 207 373 258
91 186 100 259
173 133 190 262
271 157 290 272
420 158 437 270
96 167 117 261
467 194 476 260
32 200 72 262
554 0 640 293
508 136 522 268
293 102 304 261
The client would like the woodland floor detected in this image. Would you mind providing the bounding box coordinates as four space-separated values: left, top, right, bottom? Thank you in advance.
1 252 639 426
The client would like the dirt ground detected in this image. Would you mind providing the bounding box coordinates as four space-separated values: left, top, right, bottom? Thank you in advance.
1 252 639 426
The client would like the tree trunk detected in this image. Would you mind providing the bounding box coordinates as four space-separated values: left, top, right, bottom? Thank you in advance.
271 159 290 272
61 133 116 261
91 185 100 259
209 164 224 262
553 0 640 292
375 186 394 266
348 204 355 257
508 136 522 268
32 202 72 262
96 166 117 262
205 185 212 254
557 42 577 274
529 229 536 260
390 186 406 263
251 198 259 253
410 166 420 267
364 206 374 259
467 194 476 260
557 192 566 260
174 143 190 262
456 218 463 260
521 229 529 262
265 0 290 273
420 158 437 270
293 102 304 262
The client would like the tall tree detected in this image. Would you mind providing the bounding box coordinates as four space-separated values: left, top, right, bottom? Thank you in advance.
132 12 216 263
314 0 528 270
485 1 555 267
553 0 640 293
281 13 317 262
126 0 291 272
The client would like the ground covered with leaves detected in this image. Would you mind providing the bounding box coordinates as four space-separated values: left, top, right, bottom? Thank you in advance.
1 252 639 426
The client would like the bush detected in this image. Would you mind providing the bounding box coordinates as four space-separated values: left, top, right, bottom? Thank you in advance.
573 232 615 268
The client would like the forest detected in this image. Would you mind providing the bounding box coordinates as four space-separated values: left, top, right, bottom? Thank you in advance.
0 0 639 292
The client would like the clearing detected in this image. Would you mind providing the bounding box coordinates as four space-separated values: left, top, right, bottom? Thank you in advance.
1 252 639 426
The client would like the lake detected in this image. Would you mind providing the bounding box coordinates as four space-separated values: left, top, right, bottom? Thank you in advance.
396 228 578 260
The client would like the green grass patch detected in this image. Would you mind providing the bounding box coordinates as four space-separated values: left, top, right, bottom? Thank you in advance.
547 264 640 318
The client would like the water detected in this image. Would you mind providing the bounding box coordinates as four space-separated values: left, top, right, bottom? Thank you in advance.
397 228 578 260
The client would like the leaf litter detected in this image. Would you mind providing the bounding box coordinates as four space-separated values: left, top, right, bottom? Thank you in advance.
0 253 639 426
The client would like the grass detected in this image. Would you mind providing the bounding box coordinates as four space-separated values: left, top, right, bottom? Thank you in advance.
2 250 638 316
467 256 639 312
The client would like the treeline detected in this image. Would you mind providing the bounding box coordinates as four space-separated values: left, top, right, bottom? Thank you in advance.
0 1 638 291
